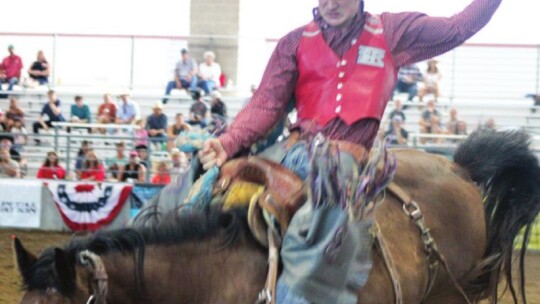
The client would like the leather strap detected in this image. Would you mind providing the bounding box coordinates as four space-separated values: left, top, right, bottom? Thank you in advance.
256 224 281 304
386 182 472 304
374 224 403 304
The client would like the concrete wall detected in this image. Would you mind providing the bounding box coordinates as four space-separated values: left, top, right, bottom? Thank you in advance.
189 0 240 87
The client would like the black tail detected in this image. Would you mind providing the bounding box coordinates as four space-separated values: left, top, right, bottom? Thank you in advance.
454 130 540 303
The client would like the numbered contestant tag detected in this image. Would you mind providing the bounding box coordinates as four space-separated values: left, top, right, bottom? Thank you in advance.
357 46 385 68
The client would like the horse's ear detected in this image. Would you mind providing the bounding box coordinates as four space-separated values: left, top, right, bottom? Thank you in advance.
12 237 37 279
54 248 76 294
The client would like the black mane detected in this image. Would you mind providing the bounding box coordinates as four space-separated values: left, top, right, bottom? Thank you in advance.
24 206 253 293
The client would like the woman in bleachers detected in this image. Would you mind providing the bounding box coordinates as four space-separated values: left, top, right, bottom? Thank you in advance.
80 150 106 182
166 113 191 150
4 97 24 131
118 150 146 183
27 50 50 86
418 59 442 102
36 151 66 180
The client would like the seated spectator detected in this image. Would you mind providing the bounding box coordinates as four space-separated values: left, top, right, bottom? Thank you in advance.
70 95 91 124
387 99 405 131
75 141 92 178
481 118 496 131
0 134 21 163
187 90 210 128
80 150 106 182
4 97 24 130
135 144 151 170
105 141 128 179
118 150 146 183
36 151 66 179
33 90 65 144
27 50 50 86
146 101 168 148
394 64 422 102
0 45 23 93
162 49 198 104
169 148 189 182
419 100 443 144
151 161 171 185
97 93 117 133
134 119 148 147
198 51 222 94
385 116 408 145
210 91 227 118
446 108 467 136
0 149 19 178
418 60 442 102
167 113 191 150
10 118 27 151
115 91 140 124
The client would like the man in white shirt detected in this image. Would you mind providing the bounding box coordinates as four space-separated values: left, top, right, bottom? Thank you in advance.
197 51 221 94
115 90 141 124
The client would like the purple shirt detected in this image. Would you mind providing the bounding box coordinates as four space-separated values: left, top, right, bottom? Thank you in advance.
220 0 502 157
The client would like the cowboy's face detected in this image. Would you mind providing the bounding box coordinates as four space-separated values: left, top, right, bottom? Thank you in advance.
319 0 360 27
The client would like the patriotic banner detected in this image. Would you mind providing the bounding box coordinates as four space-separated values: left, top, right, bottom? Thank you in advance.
46 181 132 231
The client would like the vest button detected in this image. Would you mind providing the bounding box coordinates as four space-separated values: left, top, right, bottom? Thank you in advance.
341 59 347 66
335 105 342 113
351 39 357 45
337 83 343 90
338 72 345 78
336 94 342 101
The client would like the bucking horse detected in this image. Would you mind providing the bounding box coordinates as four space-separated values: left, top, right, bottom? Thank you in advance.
12 130 540 303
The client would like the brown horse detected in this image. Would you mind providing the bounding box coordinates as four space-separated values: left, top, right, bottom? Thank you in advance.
13 130 540 304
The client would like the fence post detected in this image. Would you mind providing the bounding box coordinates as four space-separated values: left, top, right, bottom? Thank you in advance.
54 126 59 153
66 133 71 176
52 34 58 88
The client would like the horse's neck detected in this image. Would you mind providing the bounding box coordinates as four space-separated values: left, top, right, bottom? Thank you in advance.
103 239 268 304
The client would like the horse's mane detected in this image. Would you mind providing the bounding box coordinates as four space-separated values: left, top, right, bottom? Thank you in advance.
24 206 253 293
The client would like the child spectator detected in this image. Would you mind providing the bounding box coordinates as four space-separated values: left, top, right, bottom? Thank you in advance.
385 116 409 145
134 119 148 147
75 141 92 178
36 151 66 179
419 100 443 144
151 161 171 185
80 150 105 182
105 141 128 179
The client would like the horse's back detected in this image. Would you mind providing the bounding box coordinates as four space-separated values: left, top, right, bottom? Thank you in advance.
360 149 486 303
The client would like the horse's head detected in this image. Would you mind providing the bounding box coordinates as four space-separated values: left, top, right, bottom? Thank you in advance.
12 237 98 304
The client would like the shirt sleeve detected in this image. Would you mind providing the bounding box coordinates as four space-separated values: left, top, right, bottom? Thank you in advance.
383 0 502 66
218 28 303 157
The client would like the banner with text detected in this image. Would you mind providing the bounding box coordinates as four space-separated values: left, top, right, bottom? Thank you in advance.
47 181 132 231
0 179 42 228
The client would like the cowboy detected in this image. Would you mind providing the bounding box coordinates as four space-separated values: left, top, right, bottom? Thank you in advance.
200 0 501 303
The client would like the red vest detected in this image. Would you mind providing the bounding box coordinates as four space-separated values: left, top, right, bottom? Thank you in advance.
295 14 397 126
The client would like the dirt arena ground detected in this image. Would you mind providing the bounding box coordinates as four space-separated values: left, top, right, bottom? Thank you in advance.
0 229 539 304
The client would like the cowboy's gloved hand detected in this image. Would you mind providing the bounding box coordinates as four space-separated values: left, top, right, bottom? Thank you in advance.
278 202 374 304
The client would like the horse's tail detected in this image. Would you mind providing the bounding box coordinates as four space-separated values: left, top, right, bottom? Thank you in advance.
454 130 540 303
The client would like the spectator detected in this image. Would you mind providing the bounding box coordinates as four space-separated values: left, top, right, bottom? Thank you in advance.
105 141 128 179
27 50 50 86
482 118 496 131
446 108 467 135
33 90 65 144
167 113 191 150
118 150 146 183
0 149 19 178
80 150 105 182
419 100 443 143
395 64 422 102
387 99 406 131
4 97 25 130
36 151 66 180
115 91 140 124
135 144 151 170
384 116 408 145
169 148 188 182
134 119 149 147
162 49 198 104
418 60 442 102
10 118 27 151
97 93 117 124
210 91 227 118
187 90 210 128
0 134 21 163
70 95 91 124
146 101 168 148
75 141 92 178
0 45 23 93
198 51 222 94
151 161 171 185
